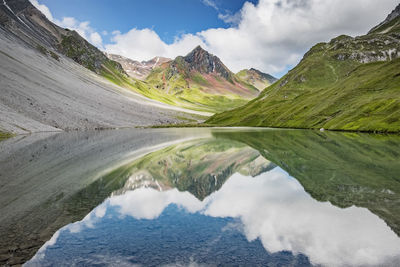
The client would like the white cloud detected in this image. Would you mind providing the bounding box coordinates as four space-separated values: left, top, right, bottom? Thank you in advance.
29 0 53 22
218 12 242 25
56 17 104 49
89 32 103 47
29 0 104 49
201 0 219 11
104 0 398 76
105 28 205 61
109 188 203 220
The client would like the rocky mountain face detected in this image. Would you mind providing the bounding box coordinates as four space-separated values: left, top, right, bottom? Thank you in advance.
0 0 126 76
177 45 233 81
207 3 400 132
236 68 277 91
107 53 171 80
369 3 400 34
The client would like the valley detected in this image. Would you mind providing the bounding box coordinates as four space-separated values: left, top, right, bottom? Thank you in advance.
1 1 400 266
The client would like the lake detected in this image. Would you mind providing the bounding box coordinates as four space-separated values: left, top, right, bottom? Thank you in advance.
1 128 400 266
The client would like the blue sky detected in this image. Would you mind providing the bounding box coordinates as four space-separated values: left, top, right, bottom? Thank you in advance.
39 0 257 44
31 0 398 77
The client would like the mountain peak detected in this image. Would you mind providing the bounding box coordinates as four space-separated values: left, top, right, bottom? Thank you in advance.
185 45 210 60
369 3 400 34
182 46 232 80
193 45 205 52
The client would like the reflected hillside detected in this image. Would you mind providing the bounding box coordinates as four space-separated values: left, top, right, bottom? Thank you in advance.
212 129 400 236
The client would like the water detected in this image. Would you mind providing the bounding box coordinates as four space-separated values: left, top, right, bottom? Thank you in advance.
1 128 400 266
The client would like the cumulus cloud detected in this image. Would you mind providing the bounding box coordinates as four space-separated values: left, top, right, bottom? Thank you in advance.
218 12 242 25
55 17 104 49
105 0 398 76
29 0 104 49
105 29 205 61
29 0 53 22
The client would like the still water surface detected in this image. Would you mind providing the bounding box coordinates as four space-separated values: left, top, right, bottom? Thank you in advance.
1 128 400 266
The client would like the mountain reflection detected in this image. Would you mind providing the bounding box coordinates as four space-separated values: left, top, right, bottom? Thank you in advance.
26 130 400 267
108 138 276 199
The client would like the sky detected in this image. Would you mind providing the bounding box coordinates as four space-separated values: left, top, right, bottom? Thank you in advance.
30 0 399 77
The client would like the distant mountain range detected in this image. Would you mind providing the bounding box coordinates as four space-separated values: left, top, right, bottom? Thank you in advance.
106 54 171 80
207 3 400 133
109 46 277 113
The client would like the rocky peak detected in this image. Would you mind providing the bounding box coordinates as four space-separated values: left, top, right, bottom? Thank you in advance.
183 45 233 80
384 3 400 24
369 3 400 34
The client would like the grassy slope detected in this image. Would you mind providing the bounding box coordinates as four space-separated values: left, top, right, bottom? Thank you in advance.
212 129 400 236
142 64 256 113
207 25 400 132
97 61 252 114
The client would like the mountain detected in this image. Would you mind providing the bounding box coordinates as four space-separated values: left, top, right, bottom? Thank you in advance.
0 0 260 116
207 4 400 132
0 0 196 135
106 54 171 80
137 46 260 113
0 0 127 77
236 68 277 91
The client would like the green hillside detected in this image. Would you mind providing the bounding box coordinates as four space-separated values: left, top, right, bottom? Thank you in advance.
206 8 400 132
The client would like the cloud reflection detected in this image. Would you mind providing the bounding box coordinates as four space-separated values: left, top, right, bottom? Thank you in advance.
109 168 400 266
30 168 400 266
109 188 203 220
